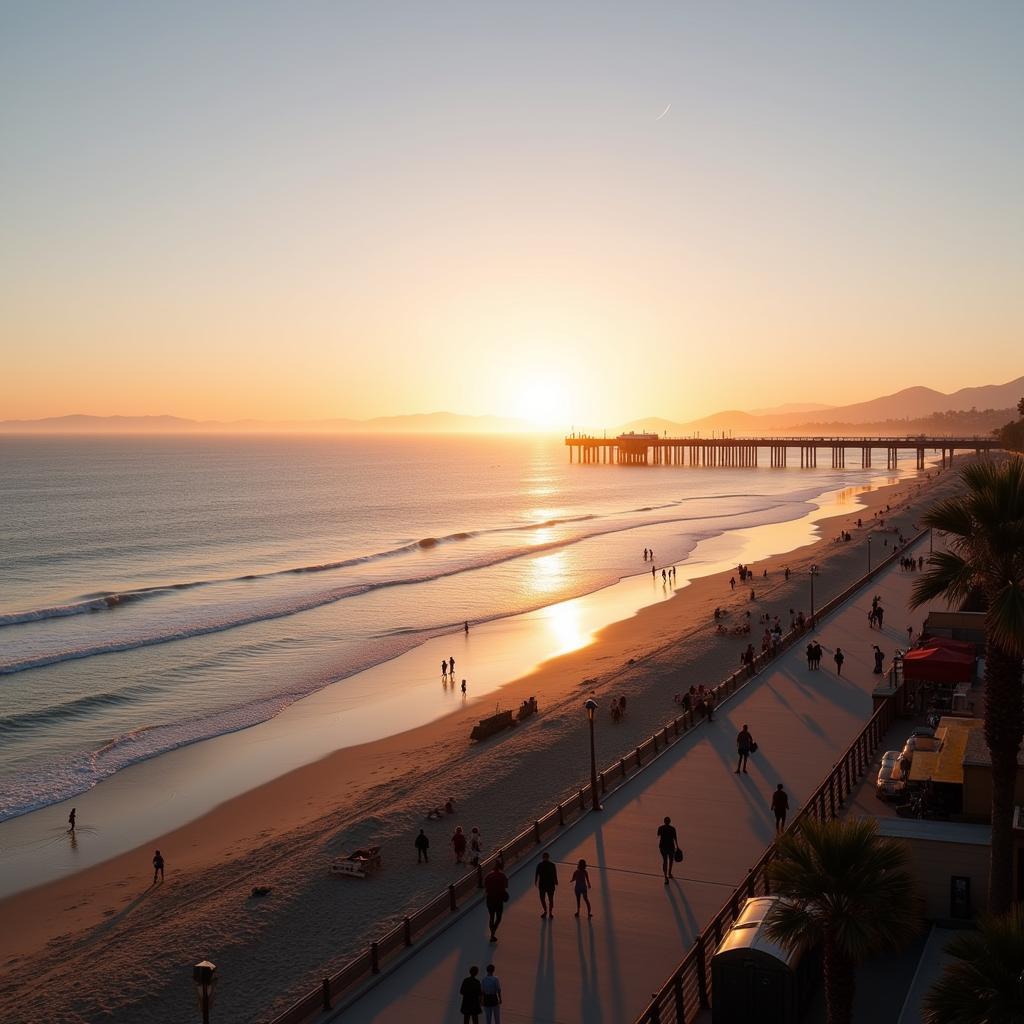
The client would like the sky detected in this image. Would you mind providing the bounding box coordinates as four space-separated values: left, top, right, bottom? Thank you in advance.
1 2 1022 428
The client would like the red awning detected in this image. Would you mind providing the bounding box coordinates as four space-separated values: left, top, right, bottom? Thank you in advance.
921 636 976 655
902 646 975 684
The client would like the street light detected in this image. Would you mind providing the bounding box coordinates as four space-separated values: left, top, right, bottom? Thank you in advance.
584 698 601 811
193 961 217 1024
809 565 819 626
867 534 873 573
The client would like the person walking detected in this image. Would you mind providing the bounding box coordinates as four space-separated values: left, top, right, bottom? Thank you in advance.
67 807 76 833
461 678 467 695
484 863 509 942
736 725 754 774
875 605 885 628
442 659 448 682
535 850 558 918
571 859 593 918
481 964 502 1024
833 647 845 675
873 646 885 675
415 829 430 863
152 849 164 884
771 784 789 834
449 656 455 677
657 816 679 883
812 641 822 669
452 826 467 864
459 966 483 1024
470 827 483 867
464 620 470 635
805 642 814 670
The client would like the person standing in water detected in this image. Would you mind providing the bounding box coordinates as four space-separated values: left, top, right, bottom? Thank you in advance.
67 808 76 832
461 679 467 695
464 620 470 634
442 659 448 682
449 656 455 677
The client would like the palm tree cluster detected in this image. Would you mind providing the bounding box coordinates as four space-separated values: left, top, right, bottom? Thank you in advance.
765 818 919 1024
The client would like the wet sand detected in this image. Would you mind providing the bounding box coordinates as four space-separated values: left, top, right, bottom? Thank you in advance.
0 462 965 1024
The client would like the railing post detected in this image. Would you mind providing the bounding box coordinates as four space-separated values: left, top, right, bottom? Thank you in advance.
558 803 565 826
403 916 413 946
600 770 607 794
636 746 643 767
673 974 686 1024
620 758 627 778
534 820 542 843
370 941 380 974
696 937 709 1008
653 732 659 752
322 978 332 1011
829 775 837 819
448 884 457 912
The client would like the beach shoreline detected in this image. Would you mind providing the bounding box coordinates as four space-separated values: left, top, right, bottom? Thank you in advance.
0 459 967 1024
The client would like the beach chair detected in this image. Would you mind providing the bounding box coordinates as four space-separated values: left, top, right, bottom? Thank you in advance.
330 846 382 879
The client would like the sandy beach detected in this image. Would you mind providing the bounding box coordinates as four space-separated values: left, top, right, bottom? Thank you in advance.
0 460 970 1024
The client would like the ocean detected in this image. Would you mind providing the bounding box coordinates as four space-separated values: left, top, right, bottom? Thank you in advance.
0 433 914 822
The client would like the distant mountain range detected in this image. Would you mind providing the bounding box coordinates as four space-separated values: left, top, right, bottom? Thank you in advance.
0 411 529 434
3 375 1022 436
618 375 1024 436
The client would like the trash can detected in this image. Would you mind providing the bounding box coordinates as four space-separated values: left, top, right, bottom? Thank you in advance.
711 896 818 1024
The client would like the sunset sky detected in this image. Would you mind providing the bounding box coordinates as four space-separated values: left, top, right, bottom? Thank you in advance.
2 3 1022 427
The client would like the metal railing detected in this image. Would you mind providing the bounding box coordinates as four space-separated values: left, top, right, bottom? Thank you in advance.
269 531 926 1024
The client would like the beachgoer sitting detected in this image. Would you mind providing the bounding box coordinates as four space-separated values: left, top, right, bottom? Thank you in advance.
445 798 456 815
427 807 444 820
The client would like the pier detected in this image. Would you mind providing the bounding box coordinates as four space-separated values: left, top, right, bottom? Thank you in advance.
566 433 999 469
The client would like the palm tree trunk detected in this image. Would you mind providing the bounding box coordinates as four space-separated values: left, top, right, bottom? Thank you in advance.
984 642 1024 915
823 934 855 1024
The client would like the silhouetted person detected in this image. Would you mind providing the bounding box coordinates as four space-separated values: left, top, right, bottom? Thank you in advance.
460 966 482 1024
152 849 164 883
873 646 885 674
657 816 679 882
484 864 509 941
442 660 448 681
464 620 470 634
461 678 467 695
736 725 753 773
415 829 430 863
771 784 789 833
834 647 845 675
571 859 593 918
481 964 502 1024
535 851 558 918
452 826 467 863
449 656 455 676
67 807 76 832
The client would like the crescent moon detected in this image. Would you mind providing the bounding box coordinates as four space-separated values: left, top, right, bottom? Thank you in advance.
655 103 671 121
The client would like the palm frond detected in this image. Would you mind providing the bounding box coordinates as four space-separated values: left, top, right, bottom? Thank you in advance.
910 551 976 610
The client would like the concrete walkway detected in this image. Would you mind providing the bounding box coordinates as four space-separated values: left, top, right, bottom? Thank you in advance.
339 540 928 1024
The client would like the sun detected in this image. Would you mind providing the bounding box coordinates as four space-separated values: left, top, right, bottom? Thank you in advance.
514 376 569 429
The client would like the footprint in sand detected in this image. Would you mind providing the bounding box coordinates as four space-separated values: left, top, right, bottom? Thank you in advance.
103 909 116 917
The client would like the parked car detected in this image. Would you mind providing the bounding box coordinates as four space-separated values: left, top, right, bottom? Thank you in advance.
902 731 940 755
876 750 907 800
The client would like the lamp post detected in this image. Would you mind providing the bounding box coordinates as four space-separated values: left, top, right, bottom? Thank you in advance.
809 564 819 626
867 535 872 573
193 961 217 1024
584 698 601 811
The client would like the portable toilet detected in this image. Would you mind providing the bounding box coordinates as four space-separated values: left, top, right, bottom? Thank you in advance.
711 896 818 1024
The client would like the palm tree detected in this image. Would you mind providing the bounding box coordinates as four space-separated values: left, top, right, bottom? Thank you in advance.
910 457 1024 914
764 817 919 1024
922 905 1024 1023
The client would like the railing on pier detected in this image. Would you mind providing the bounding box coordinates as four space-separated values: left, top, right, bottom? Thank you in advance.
268 531 926 1024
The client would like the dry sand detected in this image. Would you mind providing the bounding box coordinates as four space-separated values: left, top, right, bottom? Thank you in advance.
0 462 970 1024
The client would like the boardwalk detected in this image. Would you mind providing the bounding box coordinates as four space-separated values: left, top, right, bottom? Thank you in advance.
337 540 928 1024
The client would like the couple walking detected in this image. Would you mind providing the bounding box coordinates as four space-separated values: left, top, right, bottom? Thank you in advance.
534 851 593 918
459 963 502 1024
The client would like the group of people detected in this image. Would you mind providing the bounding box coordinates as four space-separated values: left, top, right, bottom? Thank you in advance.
899 555 925 572
804 641 824 669
868 595 886 629
426 797 457 820
674 685 714 719
609 695 627 722
450 825 486 866
657 565 677 582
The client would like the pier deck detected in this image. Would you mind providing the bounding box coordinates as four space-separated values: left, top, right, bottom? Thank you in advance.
566 433 998 469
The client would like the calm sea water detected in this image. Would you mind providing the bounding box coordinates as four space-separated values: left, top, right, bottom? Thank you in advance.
0 434 910 820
